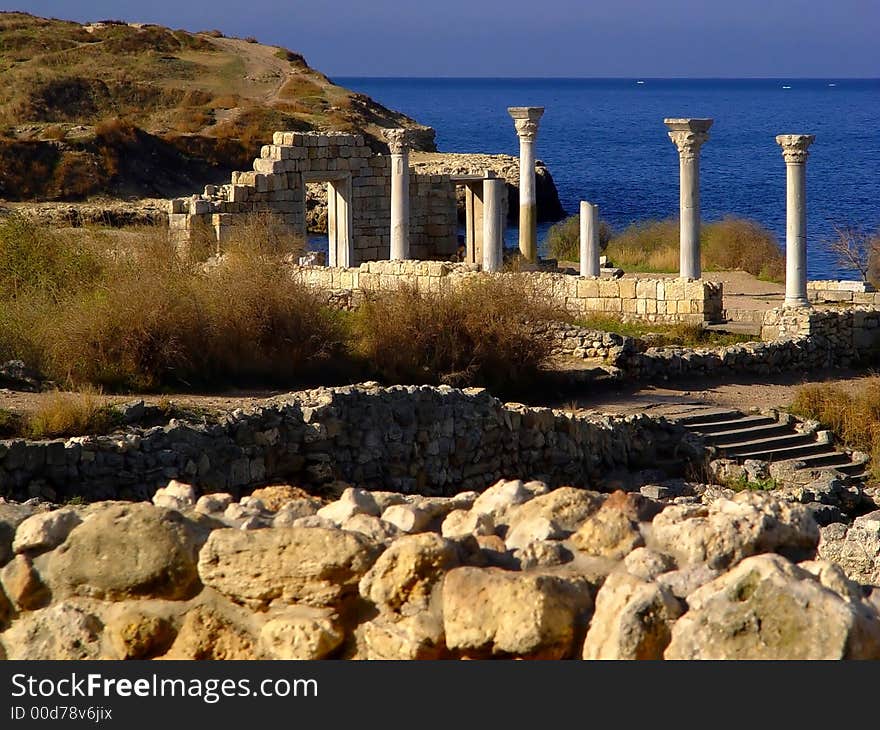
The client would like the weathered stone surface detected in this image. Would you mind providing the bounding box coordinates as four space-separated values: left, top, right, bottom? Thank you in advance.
43 503 203 601
250 485 322 512
623 547 675 581
582 571 683 660
818 511 880 586
359 533 458 615
195 493 233 515
165 605 258 660
317 488 381 524
516 540 573 570
656 565 720 600
442 567 593 658
107 609 176 659
571 492 644 560
651 493 819 570
342 514 400 543
381 504 432 534
505 517 564 551
504 486 603 533
360 611 446 660
273 499 323 526
259 606 344 660
152 479 197 511
0 601 107 660
665 554 880 659
471 479 532 517
441 509 495 539
13 508 82 555
198 527 380 609
0 554 49 610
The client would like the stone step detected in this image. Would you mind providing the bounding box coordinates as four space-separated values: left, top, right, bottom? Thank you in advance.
726 441 837 462
683 415 778 434
670 408 745 426
701 422 793 444
782 452 855 470
717 432 815 454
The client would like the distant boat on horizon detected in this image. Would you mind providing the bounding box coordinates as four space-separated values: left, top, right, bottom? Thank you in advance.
782 85 792 89
636 80 645 84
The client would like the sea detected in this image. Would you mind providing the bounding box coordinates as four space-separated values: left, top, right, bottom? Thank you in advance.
336 78 880 280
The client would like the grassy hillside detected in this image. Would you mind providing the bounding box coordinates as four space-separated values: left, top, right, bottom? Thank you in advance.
0 12 435 200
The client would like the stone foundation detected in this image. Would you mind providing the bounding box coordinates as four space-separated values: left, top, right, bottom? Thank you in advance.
808 280 880 306
293 261 725 324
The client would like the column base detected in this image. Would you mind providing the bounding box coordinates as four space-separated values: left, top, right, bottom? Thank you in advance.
783 297 811 309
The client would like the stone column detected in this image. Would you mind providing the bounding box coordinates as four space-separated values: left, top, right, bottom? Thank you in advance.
664 118 713 279
508 107 544 262
776 134 815 308
482 178 505 272
385 128 410 260
579 201 600 277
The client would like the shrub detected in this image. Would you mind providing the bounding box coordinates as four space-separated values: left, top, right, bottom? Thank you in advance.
602 216 785 281
25 389 119 439
545 214 613 262
790 380 880 481
350 276 565 392
575 314 752 347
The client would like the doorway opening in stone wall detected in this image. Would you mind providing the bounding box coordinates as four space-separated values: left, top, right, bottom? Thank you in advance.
304 173 353 267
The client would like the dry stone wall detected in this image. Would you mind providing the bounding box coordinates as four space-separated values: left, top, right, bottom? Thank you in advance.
169 131 457 264
293 261 724 325
0 385 693 504
808 280 880 306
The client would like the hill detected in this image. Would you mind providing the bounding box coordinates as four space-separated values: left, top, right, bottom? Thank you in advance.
0 12 435 200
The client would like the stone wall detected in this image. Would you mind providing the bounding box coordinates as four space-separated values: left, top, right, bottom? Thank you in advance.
169 131 457 264
808 280 880 306
0 385 694 504
292 261 725 325
761 306 880 362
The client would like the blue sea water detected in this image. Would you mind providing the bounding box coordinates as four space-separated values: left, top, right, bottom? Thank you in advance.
337 78 880 279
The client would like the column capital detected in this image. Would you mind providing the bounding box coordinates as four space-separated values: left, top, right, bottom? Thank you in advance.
664 118 713 160
383 128 413 155
508 107 544 141
776 134 815 164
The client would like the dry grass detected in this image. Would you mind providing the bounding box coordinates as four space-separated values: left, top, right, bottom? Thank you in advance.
575 314 753 347
545 214 613 262
603 216 785 282
790 380 880 481
25 389 119 439
350 276 565 392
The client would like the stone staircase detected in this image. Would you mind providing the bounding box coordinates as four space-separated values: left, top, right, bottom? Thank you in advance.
652 404 869 482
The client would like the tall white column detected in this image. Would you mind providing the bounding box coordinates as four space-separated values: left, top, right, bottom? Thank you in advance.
664 118 713 279
579 200 600 277
508 107 544 262
482 178 505 272
776 134 815 308
385 128 410 260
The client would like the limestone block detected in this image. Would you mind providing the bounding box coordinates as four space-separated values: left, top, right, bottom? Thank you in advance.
636 280 657 299
619 279 637 299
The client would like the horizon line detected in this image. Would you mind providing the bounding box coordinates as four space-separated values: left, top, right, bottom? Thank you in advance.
332 75 880 81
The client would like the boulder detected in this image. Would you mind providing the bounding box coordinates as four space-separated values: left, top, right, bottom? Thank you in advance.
43 503 203 601
651 493 819 571
359 533 459 615
818 511 880 586
249 485 322 512
504 487 603 534
381 504 432 534
442 567 593 658
0 503 34 567
516 540 573 570
360 611 446 660
0 601 108 660
152 480 196 511
341 514 401 543
13 508 82 555
317 488 381 524
272 500 323 527
665 554 880 659
505 517 564 551
623 547 675 581
198 527 380 610
441 509 495 539
164 605 259 660
106 609 176 660
471 479 533 517
1 554 49 610
195 493 233 515
259 606 344 660
582 571 683 660
571 493 644 560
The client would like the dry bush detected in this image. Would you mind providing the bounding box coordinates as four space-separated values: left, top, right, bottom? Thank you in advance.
351 276 565 391
603 216 785 281
545 214 613 262
26 389 119 439
790 380 880 481
830 225 880 284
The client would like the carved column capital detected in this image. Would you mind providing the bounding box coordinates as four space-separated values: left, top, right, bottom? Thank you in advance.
776 134 815 164
384 128 412 155
508 107 544 142
664 118 713 161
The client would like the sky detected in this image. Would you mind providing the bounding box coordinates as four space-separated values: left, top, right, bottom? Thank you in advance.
7 0 880 77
